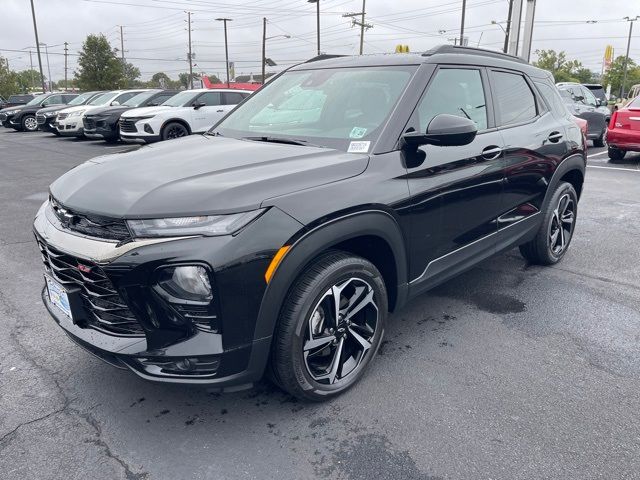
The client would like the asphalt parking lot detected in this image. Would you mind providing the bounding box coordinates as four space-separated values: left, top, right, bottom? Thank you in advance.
1 129 639 480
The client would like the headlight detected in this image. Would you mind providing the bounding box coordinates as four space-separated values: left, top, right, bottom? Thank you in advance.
127 209 266 237
133 115 155 121
44 111 57 117
4 109 19 115
69 110 86 117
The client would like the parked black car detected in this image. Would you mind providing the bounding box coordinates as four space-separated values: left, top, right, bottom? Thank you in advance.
35 46 586 401
1 93 35 109
37 91 105 135
83 89 178 142
1 92 77 131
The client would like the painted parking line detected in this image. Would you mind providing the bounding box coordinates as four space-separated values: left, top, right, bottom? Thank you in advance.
587 165 640 173
587 150 608 158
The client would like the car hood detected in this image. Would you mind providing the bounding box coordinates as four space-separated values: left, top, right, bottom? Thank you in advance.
37 105 71 115
121 106 173 118
1 104 29 114
49 135 369 218
86 105 132 117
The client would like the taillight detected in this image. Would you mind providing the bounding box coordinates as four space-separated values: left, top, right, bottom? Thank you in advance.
609 111 618 128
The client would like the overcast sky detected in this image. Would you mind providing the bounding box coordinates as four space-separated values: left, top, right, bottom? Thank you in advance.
2 0 639 82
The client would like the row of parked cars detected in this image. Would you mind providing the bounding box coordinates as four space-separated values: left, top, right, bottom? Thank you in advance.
0 87 253 143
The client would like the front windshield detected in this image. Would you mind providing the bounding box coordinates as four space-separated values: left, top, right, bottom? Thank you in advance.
26 93 48 106
161 90 198 107
88 92 114 106
124 91 158 107
68 92 96 106
214 66 415 151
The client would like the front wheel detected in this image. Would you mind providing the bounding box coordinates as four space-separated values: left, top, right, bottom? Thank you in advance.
593 130 606 148
22 115 38 132
161 122 189 141
519 181 578 265
270 251 387 401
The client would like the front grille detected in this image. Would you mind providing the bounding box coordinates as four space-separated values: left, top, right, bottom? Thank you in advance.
50 197 132 242
174 304 219 332
0 114 6 121
37 237 144 336
57 112 69 120
37 114 46 125
119 118 138 133
83 117 96 130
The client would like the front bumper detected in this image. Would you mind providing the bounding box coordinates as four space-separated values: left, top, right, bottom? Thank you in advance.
1 113 15 127
607 128 640 151
33 201 303 388
57 117 85 136
84 116 119 140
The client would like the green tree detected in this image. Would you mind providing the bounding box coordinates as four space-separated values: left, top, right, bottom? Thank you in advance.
178 72 191 88
150 72 171 87
122 62 141 87
14 69 43 92
533 49 583 83
0 57 19 98
574 67 594 84
603 56 640 97
207 74 221 84
75 34 124 90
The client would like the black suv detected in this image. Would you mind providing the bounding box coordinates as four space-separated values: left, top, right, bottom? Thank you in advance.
37 91 105 135
34 46 585 401
1 92 77 131
83 89 178 142
1 93 35 109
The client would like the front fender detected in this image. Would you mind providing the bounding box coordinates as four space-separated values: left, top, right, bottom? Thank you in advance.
253 209 409 340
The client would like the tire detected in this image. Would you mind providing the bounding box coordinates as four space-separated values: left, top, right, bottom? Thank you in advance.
519 181 578 265
593 130 606 148
21 115 38 132
270 251 388 401
608 146 626 161
161 122 189 141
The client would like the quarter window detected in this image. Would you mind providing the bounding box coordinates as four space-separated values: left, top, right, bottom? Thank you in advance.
491 71 537 126
222 92 245 105
114 92 138 104
417 68 488 131
535 81 568 117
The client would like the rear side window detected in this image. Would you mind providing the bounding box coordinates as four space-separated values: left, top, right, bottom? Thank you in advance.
535 81 568 117
152 93 175 105
417 68 488 131
43 95 63 105
114 92 139 104
198 92 222 106
491 71 537 126
222 92 245 105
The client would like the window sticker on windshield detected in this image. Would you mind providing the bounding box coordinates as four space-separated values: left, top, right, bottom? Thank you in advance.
349 126 367 139
347 141 370 153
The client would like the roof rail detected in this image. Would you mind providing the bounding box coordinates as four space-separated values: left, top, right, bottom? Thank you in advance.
423 44 528 65
305 54 347 63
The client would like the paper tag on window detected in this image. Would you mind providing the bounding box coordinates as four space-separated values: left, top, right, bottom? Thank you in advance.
347 141 370 153
349 127 367 138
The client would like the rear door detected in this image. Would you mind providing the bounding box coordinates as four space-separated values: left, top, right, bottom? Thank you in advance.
489 69 569 248
405 66 505 291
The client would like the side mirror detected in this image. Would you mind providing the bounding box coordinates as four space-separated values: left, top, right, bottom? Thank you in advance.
111 101 120 106
595 98 603 107
402 113 478 148
193 101 205 110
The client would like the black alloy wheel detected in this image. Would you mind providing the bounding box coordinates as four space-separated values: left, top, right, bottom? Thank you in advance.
608 146 626 161
162 122 189 140
519 181 578 265
270 251 387 401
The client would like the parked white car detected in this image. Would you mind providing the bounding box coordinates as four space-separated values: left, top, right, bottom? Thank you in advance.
56 89 147 137
119 88 251 143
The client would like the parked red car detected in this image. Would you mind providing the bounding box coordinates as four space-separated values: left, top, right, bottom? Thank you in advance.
572 115 588 139
607 96 640 160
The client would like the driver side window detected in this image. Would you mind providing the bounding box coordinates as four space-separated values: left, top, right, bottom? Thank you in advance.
417 68 488 132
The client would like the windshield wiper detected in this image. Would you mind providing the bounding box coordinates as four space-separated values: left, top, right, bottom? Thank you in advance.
243 136 319 147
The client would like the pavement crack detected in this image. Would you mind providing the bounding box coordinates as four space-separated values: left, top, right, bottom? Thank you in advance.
0 404 68 448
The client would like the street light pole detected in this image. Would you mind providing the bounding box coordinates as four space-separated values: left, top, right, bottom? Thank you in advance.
262 17 267 84
621 16 639 98
216 18 233 87
187 11 194 89
40 43 52 92
308 0 320 55
29 0 46 92
459 0 466 46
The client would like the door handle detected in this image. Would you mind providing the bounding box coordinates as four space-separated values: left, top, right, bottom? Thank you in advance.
548 131 563 143
216 109 224 112
481 145 502 160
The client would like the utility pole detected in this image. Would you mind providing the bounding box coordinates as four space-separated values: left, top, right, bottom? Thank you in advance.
42 43 52 92
520 0 536 62
29 0 46 92
308 0 320 55
621 16 639 98
507 0 523 56
503 0 514 53
187 12 194 89
262 17 267 84
459 0 466 46
343 2 373 55
216 18 232 87
29 50 36 90
119 26 125 62
64 42 68 91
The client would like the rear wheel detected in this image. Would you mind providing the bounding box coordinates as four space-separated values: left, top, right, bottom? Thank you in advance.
519 181 577 265
608 146 626 161
593 130 606 148
161 122 189 141
22 115 38 132
270 251 387 401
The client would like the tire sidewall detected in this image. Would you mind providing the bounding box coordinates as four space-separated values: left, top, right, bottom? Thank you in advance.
162 122 188 140
22 115 37 132
540 182 578 264
286 257 387 400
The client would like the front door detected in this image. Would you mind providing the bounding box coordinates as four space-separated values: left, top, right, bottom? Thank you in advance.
191 91 223 132
405 66 505 293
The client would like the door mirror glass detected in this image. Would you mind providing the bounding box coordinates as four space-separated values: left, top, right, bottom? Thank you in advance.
111 101 120 106
403 113 478 148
